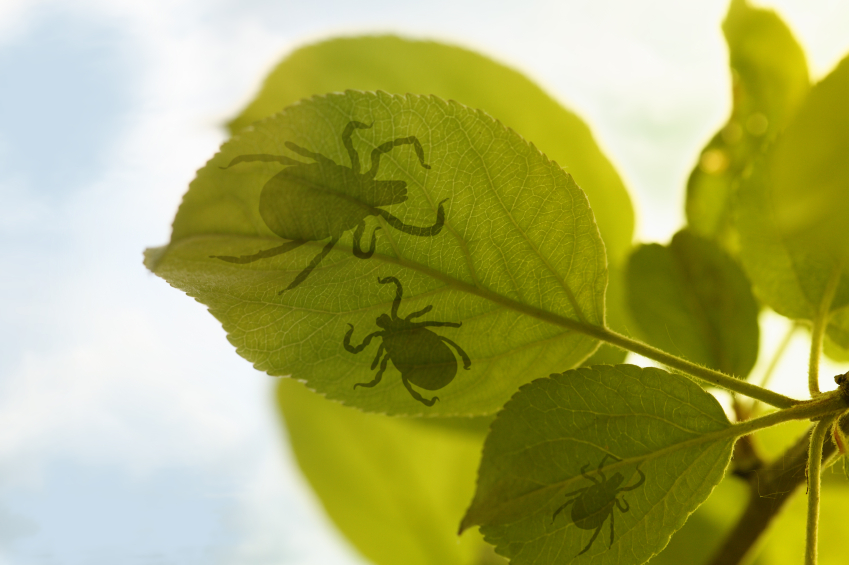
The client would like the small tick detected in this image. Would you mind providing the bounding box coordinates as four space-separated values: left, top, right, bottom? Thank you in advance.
212 121 446 293
343 276 471 406
552 454 645 556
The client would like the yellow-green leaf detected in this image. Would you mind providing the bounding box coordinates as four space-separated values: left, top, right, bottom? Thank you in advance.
146 91 607 416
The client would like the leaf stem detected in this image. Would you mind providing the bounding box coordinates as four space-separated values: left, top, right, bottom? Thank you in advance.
806 414 836 565
729 391 845 439
809 265 842 396
596 327 798 408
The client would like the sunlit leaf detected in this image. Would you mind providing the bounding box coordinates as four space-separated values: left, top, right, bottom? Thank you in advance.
686 0 808 251
228 35 633 267
625 229 759 378
736 157 849 322
276 378 503 565
145 91 607 416
769 55 849 263
461 365 734 565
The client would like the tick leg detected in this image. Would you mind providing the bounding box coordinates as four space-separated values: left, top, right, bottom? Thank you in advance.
211 240 307 264
577 523 604 556
402 375 438 407
377 198 447 237
279 237 339 294
551 487 589 524
439 336 472 370
365 136 431 179
352 221 381 259
414 320 461 328
616 496 630 513
370 342 386 370
284 141 335 166
609 510 615 548
354 354 389 389
341 121 373 173
620 467 646 491
581 464 600 484
343 326 384 354
404 305 433 321
219 154 304 169
377 276 404 319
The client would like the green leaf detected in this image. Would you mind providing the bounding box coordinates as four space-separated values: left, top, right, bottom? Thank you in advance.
736 157 849 322
625 229 759 378
686 0 808 250
227 35 633 267
824 306 849 362
460 365 734 565
769 55 849 263
145 91 608 416
276 378 503 565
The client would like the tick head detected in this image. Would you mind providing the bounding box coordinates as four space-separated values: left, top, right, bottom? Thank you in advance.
607 473 625 490
376 313 392 329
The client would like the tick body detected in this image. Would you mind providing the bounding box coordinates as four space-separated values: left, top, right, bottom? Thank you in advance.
343 276 471 406
552 454 645 556
212 121 446 293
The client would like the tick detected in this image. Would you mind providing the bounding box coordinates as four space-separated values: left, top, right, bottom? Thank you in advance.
212 121 446 293
552 454 645 556
343 276 471 406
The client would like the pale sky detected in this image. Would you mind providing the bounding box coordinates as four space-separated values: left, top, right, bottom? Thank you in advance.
1 0 848 563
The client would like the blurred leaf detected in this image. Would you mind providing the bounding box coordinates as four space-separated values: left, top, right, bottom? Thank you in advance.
461 365 734 565
755 479 849 565
276 378 504 565
769 55 849 263
736 159 849 322
686 0 808 251
582 264 629 367
146 91 607 416
227 36 633 267
625 229 759 377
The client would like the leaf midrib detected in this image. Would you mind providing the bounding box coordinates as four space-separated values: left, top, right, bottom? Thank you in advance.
167 234 603 338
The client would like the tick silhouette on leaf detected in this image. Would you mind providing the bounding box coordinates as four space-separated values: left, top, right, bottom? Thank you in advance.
552 454 645 556
212 121 447 293
343 276 471 406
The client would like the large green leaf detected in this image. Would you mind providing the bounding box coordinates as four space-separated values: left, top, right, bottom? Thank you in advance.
736 158 849 322
145 91 608 416
625 229 759 378
461 365 734 565
769 55 849 263
686 0 808 250
227 35 633 267
276 378 503 565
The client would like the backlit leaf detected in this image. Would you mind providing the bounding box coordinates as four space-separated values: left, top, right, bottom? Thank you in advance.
227 36 633 266
276 378 503 565
145 91 608 416
686 0 808 251
625 229 759 378
769 55 849 263
461 365 734 565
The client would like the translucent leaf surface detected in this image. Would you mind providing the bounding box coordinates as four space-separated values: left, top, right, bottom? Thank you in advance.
145 91 608 416
276 378 503 565
736 158 849 322
228 36 633 267
769 55 849 263
461 365 734 565
686 0 808 250
625 230 759 378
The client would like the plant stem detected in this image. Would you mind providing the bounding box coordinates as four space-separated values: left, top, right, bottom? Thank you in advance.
380 252 800 407
597 327 798 409
809 265 843 396
746 321 800 419
709 412 848 565
806 414 836 565
730 392 845 438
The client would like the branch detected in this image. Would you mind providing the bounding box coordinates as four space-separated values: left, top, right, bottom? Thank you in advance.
707 412 848 565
